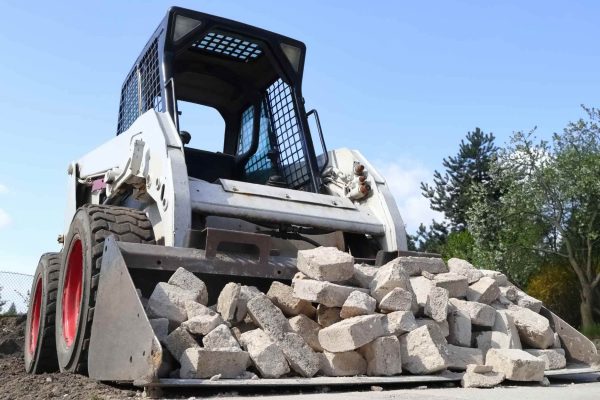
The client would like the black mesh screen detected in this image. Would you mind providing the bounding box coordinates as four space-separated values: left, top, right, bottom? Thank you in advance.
266 79 310 189
117 39 162 134
191 31 263 61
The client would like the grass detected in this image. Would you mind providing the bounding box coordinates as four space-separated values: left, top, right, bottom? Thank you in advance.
582 323 600 339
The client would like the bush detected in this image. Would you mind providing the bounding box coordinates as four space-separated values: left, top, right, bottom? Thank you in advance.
527 263 581 328
441 230 474 262
582 323 600 340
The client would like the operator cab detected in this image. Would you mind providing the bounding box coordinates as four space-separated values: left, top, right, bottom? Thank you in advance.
116 7 326 192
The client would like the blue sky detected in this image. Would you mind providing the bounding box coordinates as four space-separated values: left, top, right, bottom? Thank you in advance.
0 1 598 274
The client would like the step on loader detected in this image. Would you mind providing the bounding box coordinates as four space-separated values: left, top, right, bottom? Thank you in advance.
23 6 598 393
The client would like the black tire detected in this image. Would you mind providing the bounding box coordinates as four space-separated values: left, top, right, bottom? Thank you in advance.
55 205 154 374
24 253 61 374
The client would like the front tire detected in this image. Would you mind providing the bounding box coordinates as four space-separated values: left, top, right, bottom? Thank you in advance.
55 205 154 373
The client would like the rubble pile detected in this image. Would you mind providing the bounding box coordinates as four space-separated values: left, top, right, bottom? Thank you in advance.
141 248 568 388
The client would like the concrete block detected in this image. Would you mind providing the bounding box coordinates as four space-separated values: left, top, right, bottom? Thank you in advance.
491 310 522 349
319 351 367 376
434 273 468 298
396 256 448 275
267 281 316 317
370 261 412 302
480 269 508 286
359 336 402 376
235 285 262 322
147 282 199 323
277 332 320 377
447 309 471 347
409 276 433 308
461 371 505 388
515 290 543 313
552 332 561 349
425 286 449 322
506 305 554 349
180 347 250 379
499 286 518 302
466 277 500 304
217 282 241 322
485 348 545 381
449 298 496 327
202 324 241 350
239 329 290 378
447 258 484 284
168 267 208 305
399 325 449 374
292 279 368 307
383 311 418 335
473 331 492 355
447 344 484 370
415 318 449 337
296 246 354 282
181 313 224 336
318 314 385 352
378 287 413 312
524 348 566 370
185 301 217 319
316 305 342 327
353 263 378 288
165 326 200 361
149 318 169 344
289 314 323 352
246 294 291 340
340 290 377 318
466 364 493 373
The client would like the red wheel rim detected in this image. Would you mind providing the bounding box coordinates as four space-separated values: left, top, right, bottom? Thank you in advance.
28 277 43 355
62 238 83 347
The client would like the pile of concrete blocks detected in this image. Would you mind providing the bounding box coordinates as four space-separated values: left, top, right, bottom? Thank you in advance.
141 248 567 387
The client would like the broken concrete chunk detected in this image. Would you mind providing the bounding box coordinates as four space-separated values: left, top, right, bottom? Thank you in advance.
185 301 216 319
239 329 290 378
398 256 448 275
399 325 449 374
319 351 367 376
480 269 508 286
552 332 561 349
246 294 292 340
293 279 368 308
296 246 354 282
499 286 518 302
369 261 412 302
473 331 492 355
466 364 493 373
506 305 554 349
165 326 200 361
148 282 199 323
409 276 433 308
316 305 342 328
352 264 378 288
267 281 316 317
425 286 449 322
340 290 377 318
447 258 483 284
447 309 471 347
491 310 522 349
415 318 449 337
318 314 385 352
235 285 262 322
217 282 241 322
359 336 402 376
461 370 505 388
466 277 500 304
149 318 169 344
168 267 208 305
524 348 566 370
277 332 320 377
433 273 468 298
515 290 543 313
449 298 496 327
485 348 545 381
383 311 418 336
180 347 250 379
181 313 224 336
447 344 484 370
202 324 241 350
378 287 413 312
289 314 323 352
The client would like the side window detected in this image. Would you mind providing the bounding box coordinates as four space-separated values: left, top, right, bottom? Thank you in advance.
177 100 225 152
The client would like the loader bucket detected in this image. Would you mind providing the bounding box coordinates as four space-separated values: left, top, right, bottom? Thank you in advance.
88 236 600 389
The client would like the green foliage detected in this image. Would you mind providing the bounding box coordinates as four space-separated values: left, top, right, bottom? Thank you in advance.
441 230 475 262
582 323 600 340
527 264 581 327
410 221 449 253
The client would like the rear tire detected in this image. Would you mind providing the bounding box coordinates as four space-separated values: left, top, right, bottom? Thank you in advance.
55 205 154 373
24 253 61 374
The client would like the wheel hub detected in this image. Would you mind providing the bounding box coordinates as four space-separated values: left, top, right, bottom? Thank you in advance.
62 238 83 347
28 278 43 355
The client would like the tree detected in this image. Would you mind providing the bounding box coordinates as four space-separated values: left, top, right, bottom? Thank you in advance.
3 302 17 316
421 128 499 230
470 107 600 329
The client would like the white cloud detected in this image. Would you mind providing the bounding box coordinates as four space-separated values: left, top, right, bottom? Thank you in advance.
375 161 444 233
0 184 7 194
0 208 10 229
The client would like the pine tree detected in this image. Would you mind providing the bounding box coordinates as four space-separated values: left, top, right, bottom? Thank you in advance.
4 302 17 316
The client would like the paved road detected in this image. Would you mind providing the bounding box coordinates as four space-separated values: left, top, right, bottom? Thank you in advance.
164 373 600 400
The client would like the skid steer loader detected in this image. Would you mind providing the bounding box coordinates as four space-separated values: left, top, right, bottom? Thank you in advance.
23 6 598 392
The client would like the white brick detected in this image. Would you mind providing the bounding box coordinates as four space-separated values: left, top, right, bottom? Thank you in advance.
246 294 291 340
485 348 545 381
425 286 449 322
383 311 418 336
319 351 367 376
217 282 241 322
168 267 208 305
447 344 484 370
147 282 199 323
267 281 315 317
292 279 368 307
239 329 290 378
370 261 411 302
399 325 449 374
316 304 341 327
180 348 250 379
340 290 376 318
181 314 224 336
491 310 522 349
378 287 413 312
202 324 241 350
434 273 468 298
524 348 566 370
289 314 323 352
359 336 402 376
447 309 471 347
165 326 199 361
449 298 496 327
447 258 483 284
318 314 385 352
296 247 354 282
466 277 500 304
506 305 553 349
353 264 378 288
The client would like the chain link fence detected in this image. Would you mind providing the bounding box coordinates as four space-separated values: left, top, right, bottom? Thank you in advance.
0 271 33 315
